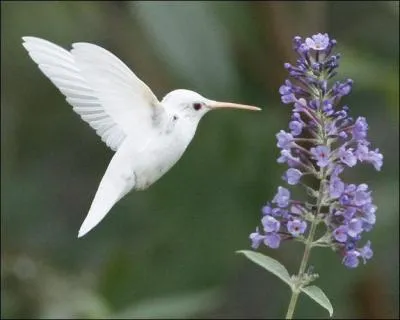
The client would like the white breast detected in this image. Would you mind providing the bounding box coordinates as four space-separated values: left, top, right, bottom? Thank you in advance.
129 117 196 190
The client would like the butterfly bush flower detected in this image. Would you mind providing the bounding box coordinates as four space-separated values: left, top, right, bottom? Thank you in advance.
249 33 383 268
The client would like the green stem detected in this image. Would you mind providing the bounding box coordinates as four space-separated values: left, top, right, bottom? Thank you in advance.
285 218 318 319
285 286 300 320
285 177 325 319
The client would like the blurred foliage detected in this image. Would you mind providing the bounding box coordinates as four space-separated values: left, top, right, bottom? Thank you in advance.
1 1 399 319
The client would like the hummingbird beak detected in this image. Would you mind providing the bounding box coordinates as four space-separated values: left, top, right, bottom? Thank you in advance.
207 101 262 112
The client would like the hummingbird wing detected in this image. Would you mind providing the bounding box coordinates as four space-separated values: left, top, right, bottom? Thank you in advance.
22 36 166 151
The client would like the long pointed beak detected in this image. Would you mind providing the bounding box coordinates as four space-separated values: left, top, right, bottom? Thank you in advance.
207 101 262 112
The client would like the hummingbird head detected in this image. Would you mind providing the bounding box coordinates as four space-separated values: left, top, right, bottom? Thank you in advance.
161 89 261 123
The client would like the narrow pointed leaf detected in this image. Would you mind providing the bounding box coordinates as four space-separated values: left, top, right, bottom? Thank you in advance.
237 250 292 288
301 285 333 317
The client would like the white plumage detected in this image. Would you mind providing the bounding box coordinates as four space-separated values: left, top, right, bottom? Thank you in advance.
22 36 261 238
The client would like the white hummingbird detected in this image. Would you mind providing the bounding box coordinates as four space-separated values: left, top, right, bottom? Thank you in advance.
22 36 261 238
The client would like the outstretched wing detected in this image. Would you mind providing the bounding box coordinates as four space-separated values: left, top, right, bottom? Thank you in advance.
22 36 165 151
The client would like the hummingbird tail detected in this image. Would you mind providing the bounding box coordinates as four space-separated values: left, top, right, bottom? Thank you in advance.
77 157 135 238
77 178 123 238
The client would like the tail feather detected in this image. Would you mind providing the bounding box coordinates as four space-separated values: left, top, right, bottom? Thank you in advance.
77 149 135 238
78 179 123 238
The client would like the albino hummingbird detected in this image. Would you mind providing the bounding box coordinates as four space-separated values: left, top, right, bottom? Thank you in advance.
22 36 261 238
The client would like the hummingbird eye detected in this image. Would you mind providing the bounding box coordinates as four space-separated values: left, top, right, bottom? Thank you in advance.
193 103 202 111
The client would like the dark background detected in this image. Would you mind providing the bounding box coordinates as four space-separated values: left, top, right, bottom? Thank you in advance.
1 1 399 319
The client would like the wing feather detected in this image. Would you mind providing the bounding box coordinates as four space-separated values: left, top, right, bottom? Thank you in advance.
22 36 165 151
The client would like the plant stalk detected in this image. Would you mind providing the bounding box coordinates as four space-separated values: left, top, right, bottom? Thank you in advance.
285 217 318 319
285 176 325 319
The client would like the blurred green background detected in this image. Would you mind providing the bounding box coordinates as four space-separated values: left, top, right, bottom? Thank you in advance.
1 1 399 319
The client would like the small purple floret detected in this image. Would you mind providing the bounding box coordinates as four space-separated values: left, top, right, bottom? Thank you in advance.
284 168 302 185
272 187 291 208
311 145 330 167
262 215 281 233
276 130 293 149
305 33 330 51
287 219 307 236
264 233 281 249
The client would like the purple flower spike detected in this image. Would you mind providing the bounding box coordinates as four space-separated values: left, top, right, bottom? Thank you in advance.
287 219 307 237
248 33 381 269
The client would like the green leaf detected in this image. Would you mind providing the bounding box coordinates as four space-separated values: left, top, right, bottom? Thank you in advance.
237 250 292 288
301 285 333 317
